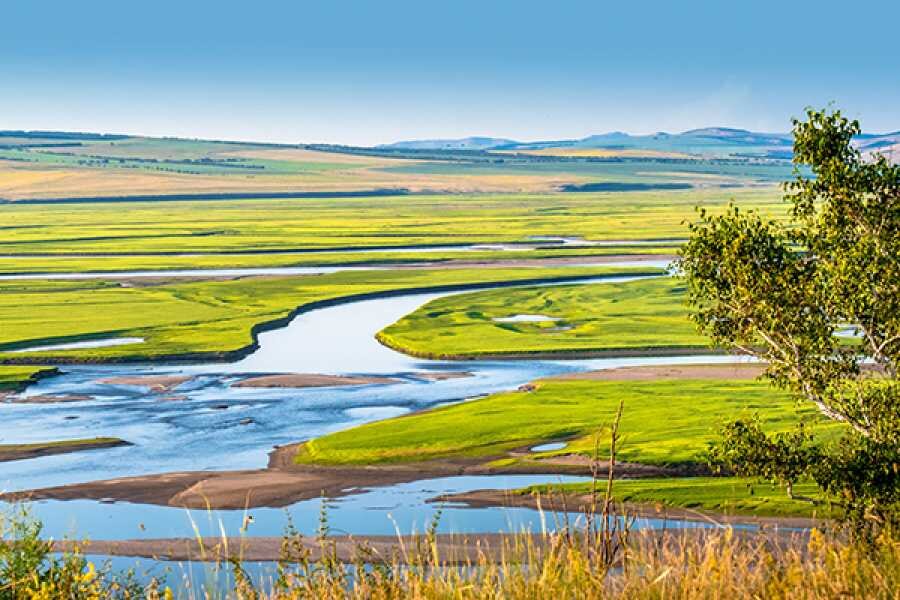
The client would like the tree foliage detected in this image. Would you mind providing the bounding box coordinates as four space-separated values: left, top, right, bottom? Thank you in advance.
680 108 900 536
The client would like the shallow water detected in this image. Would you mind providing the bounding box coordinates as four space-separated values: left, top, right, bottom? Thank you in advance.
30 474 725 541
1 269 746 539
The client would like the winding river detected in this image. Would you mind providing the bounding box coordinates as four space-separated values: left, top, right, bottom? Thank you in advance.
1 267 742 545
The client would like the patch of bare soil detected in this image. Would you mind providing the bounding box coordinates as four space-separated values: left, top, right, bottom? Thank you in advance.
2 441 695 510
9 394 93 404
98 375 192 392
409 371 474 381
232 373 400 388
552 363 765 382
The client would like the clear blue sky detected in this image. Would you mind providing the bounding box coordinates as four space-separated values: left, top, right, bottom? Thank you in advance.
3 0 897 145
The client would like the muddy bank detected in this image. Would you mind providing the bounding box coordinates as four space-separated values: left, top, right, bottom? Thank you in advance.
232 373 399 388
551 362 765 381
99 375 192 392
8 394 93 404
433 488 823 530
3 442 691 509
408 371 473 381
0 438 131 463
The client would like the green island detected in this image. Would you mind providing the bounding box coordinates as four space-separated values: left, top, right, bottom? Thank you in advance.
0 365 58 391
295 375 841 518
376 277 709 358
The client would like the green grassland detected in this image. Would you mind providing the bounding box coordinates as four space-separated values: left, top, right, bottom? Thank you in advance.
0 188 784 256
295 378 837 467
376 277 707 358
0 266 656 362
0 365 57 390
520 477 826 518
0 246 676 275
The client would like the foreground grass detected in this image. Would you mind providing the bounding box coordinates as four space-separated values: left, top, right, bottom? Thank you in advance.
3 507 898 599
522 477 827 518
296 378 838 467
0 266 653 361
0 365 57 391
377 277 707 358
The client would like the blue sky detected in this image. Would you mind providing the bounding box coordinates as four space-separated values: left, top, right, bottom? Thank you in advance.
2 0 898 145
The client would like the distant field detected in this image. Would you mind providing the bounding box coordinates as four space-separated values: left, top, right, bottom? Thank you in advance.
0 133 796 199
377 278 707 358
0 266 653 362
0 188 785 256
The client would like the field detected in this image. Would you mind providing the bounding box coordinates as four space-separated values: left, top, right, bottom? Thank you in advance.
376 277 708 358
0 266 655 361
0 133 797 200
0 188 785 255
0 245 675 275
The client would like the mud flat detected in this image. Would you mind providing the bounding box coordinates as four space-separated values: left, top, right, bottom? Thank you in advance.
408 371 474 381
98 375 193 392
0 438 131 463
3 443 690 509
8 394 94 404
232 373 400 388
551 363 765 382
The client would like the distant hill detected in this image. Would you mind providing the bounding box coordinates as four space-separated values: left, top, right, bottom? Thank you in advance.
383 128 900 160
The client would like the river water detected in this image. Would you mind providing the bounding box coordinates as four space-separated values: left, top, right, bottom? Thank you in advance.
1 268 742 542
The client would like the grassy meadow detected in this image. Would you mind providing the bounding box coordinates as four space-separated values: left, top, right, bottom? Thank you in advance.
376 277 707 358
295 377 835 467
0 266 656 361
521 477 826 518
0 245 676 275
0 188 784 255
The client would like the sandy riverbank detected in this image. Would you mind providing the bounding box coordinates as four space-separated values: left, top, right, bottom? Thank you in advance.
3 440 689 509
551 363 765 381
99 375 192 392
232 373 399 388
